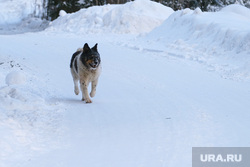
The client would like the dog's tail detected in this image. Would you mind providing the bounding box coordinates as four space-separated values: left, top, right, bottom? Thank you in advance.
77 48 83 52
70 48 82 68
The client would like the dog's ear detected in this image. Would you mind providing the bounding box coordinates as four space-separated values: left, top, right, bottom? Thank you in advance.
92 43 98 52
83 43 91 53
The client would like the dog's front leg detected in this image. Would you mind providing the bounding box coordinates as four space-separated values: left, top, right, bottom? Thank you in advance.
90 79 98 98
80 80 92 103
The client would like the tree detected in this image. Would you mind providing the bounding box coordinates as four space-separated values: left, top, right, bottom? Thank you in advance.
47 0 83 20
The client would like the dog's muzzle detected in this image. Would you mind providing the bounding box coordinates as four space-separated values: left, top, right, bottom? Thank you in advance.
89 60 99 68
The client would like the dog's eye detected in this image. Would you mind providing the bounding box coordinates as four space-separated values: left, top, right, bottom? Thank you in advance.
92 56 98 60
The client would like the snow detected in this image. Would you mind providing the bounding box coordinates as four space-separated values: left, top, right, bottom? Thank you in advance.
59 10 67 17
46 0 174 34
0 1 250 167
137 4 250 80
5 71 27 85
0 0 48 34
0 0 45 25
220 4 250 18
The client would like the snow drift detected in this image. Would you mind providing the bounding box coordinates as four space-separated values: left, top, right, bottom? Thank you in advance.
0 0 48 34
46 0 174 34
145 4 250 54
126 4 250 80
0 53 64 166
0 0 46 25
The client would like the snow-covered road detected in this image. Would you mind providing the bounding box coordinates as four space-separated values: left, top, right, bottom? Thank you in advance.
1 33 250 167
1 1 250 166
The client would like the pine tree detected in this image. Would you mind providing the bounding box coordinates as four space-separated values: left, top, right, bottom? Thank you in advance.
47 0 83 20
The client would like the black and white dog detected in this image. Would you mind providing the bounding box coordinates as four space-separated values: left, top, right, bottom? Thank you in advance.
70 43 101 103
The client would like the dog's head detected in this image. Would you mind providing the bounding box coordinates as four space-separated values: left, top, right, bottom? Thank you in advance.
80 43 101 70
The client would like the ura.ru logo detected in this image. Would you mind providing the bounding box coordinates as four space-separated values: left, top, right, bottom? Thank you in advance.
200 154 242 162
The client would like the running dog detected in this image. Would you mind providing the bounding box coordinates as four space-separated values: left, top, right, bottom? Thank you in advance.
70 43 101 103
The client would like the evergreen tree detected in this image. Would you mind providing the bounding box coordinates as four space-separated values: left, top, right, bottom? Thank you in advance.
47 0 83 20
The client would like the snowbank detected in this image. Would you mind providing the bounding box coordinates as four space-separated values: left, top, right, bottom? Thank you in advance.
0 54 64 164
0 0 45 25
46 0 174 34
145 4 250 54
118 4 250 80
0 0 48 34
0 83 64 164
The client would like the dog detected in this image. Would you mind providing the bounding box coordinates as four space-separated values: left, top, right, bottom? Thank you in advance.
70 43 101 103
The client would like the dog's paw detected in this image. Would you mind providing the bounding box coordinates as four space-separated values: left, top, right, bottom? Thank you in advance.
82 97 92 103
74 87 79 95
85 98 92 103
90 91 96 98
74 90 79 95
